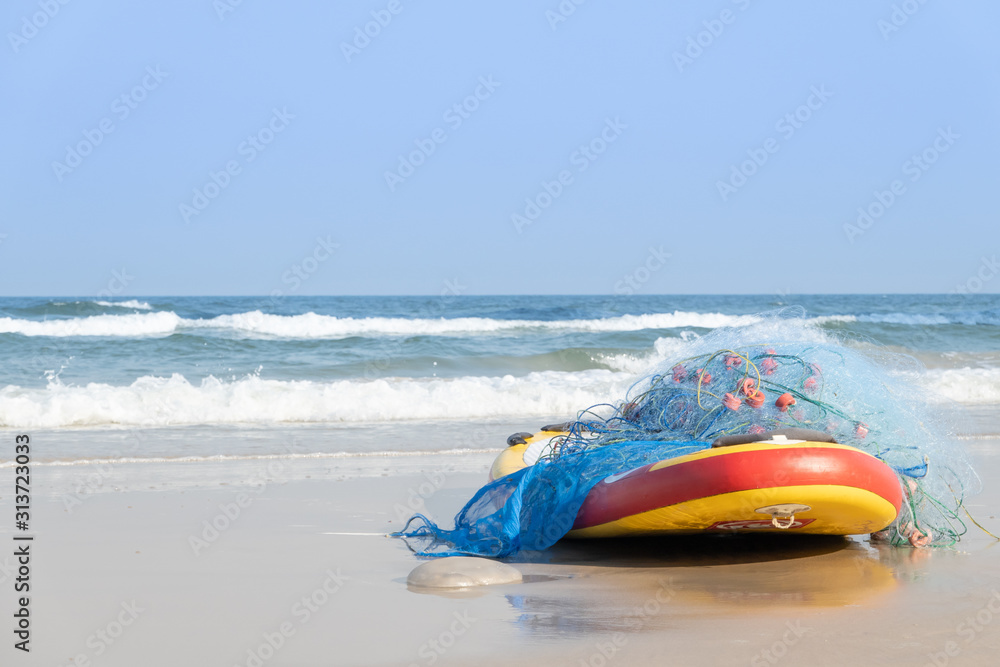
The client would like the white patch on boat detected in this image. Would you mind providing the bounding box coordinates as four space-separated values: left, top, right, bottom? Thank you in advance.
756 434 806 444
522 438 554 465
602 468 640 484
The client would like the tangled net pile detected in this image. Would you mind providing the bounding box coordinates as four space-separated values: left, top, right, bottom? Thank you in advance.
397 319 981 558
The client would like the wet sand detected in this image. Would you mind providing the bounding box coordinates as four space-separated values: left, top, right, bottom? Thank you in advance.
2 439 998 666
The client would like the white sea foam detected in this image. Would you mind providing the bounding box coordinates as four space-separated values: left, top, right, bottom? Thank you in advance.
4 309 994 339
4 362 995 430
0 370 632 428
809 315 858 325
191 310 765 338
0 310 762 339
0 312 182 337
816 312 1000 326
909 367 1000 404
94 300 153 310
598 336 694 374
808 313 1000 327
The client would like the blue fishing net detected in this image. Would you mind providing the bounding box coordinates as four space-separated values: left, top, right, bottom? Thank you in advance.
395 313 981 556
395 439 709 558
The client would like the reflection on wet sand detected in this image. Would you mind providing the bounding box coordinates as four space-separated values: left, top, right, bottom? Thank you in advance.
498 535 915 637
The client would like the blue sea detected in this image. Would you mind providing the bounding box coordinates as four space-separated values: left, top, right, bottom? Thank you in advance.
1 294 998 463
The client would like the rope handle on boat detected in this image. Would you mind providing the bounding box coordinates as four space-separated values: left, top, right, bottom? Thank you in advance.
756 503 811 530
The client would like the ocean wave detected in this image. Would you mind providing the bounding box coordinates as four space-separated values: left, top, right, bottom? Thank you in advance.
813 312 1000 327
809 315 858 325
4 362 995 429
601 315 840 375
597 336 695 374
911 367 1000 404
17 308 993 341
0 310 763 339
0 312 182 337
0 371 630 428
582 325 1000 405
94 299 153 310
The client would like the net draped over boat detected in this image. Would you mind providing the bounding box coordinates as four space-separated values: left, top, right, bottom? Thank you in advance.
396 439 710 558
395 320 980 557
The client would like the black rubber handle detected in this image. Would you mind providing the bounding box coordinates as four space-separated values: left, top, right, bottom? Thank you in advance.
711 427 838 449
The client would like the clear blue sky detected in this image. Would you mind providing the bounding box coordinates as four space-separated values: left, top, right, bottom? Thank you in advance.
1 1 997 296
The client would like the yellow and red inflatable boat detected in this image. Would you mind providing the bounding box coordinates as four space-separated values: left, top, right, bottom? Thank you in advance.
490 428 903 538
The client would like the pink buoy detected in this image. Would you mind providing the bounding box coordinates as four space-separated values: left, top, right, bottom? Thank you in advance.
775 392 796 412
745 390 766 409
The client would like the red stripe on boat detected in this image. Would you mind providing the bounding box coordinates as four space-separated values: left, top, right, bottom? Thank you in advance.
573 447 903 529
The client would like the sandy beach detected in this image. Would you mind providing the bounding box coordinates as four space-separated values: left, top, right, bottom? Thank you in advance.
5 0 999 660
3 424 997 667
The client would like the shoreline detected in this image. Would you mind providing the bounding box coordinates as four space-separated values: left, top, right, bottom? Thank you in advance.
1 429 997 665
